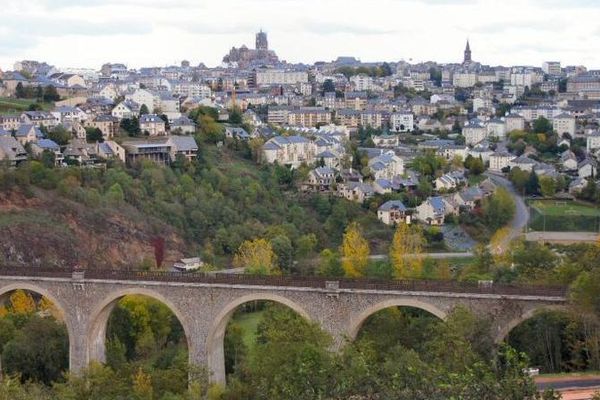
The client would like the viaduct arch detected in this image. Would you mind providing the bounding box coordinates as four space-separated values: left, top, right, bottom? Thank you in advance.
0 268 568 384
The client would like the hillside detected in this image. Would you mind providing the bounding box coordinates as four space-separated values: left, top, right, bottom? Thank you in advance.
0 141 389 271
0 189 189 269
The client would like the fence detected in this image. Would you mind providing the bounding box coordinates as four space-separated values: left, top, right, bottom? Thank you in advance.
0 266 568 298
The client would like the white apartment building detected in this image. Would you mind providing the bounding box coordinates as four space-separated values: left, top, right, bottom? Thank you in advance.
504 113 525 132
462 120 487 145
552 113 576 136
390 112 414 133
542 61 561 76
350 74 374 91
586 132 600 152
453 73 477 88
255 69 309 86
489 151 514 172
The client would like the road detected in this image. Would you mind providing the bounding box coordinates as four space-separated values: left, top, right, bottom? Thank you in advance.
485 172 530 254
536 376 600 399
368 252 472 261
526 231 599 244
536 378 600 391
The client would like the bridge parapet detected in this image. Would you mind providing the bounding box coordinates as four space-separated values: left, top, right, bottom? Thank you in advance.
0 266 568 298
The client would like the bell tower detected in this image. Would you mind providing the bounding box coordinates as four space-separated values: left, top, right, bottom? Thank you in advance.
463 40 472 64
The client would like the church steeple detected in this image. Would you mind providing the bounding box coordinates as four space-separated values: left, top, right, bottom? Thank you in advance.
463 40 472 64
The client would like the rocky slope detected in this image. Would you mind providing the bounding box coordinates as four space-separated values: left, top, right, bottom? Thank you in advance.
0 189 190 269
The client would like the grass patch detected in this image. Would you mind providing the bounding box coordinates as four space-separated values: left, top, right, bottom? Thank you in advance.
232 310 266 350
467 174 486 186
0 97 53 114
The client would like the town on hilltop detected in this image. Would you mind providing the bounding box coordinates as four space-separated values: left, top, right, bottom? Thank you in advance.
0 30 599 238
3 27 600 400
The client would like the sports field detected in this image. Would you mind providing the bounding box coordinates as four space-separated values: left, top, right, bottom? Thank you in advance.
531 200 600 217
529 200 600 232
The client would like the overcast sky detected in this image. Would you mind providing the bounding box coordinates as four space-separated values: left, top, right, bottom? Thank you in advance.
1 0 599 71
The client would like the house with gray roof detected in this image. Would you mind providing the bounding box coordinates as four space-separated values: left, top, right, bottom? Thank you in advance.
0 136 27 166
416 196 447 225
31 138 63 165
15 124 43 145
170 116 196 135
304 167 336 192
377 200 408 225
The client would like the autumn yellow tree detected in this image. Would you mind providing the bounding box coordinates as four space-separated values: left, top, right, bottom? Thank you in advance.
9 289 37 315
38 296 62 319
132 368 153 400
233 238 279 275
341 222 370 277
389 223 424 279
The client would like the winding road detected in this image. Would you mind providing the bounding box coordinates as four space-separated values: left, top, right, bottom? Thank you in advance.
485 172 530 254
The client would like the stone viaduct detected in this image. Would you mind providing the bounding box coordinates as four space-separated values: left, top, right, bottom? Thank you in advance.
0 267 568 384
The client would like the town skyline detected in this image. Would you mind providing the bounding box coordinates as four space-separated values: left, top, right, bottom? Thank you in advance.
2 0 600 70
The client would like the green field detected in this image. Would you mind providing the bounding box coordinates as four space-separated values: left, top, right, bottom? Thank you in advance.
0 97 53 114
529 200 600 232
232 310 266 349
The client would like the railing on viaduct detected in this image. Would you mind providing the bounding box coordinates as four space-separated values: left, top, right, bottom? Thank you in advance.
0 266 568 298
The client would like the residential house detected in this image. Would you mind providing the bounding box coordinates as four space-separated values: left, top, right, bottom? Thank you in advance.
51 106 86 124
372 134 399 148
462 119 487 145
469 143 494 163
504 113 525 133
15 124 43 145
336 109 360 128
569 177 588 194
389 112 414 133
370 179 391 194
287 107 331 127
225 126 250 140
509 155 537 172
122 139 171 166
489 151 514 172
338 182 375 203
453 186 484 210
560 150 578 171
126 89 158 112
552 113 576 136
139 114 167 136
486 118 506 139
89 115 119 139
0 114 21 131
0 136 27 166
31 138 64 165
63 139 99 165
586 132 600 152
416 196 447 225
435 170 466 191
97 141 126 162
112 100 140 120
63 120 86 139
20 111 59 129
578 158 597 178
170 116 196 135
368 151 404 180
377 200 408 225
304 167 336 191
168 135 199 162
360 111 383 128
262 135 315 168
